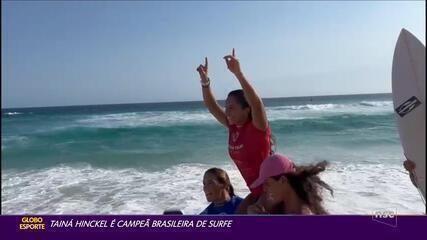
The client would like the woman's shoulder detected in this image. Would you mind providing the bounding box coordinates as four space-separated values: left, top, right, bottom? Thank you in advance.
200 203 214 215
231 195 244 205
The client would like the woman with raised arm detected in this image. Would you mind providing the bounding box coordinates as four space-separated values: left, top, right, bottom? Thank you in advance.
196 49 272 213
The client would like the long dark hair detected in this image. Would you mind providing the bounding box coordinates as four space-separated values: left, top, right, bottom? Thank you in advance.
270 133 276 154
227 89 250 109
205 168 235 197
272 161 333 214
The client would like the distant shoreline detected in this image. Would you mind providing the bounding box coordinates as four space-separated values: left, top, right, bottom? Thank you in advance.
2 92 392 111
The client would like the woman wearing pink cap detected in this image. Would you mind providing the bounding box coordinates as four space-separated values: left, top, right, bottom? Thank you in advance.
248 154 333 214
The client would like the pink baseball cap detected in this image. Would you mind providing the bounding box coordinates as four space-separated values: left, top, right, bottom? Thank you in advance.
250 154 296 188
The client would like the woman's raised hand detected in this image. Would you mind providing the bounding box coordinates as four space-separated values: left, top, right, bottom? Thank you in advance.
196 57 209 84
224 48 242 76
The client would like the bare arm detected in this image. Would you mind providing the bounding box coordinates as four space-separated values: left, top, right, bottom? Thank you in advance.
197 57 228 128
202 85 228 128
224 49 268 131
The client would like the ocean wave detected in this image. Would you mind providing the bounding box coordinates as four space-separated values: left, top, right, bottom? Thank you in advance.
10 113 394 151
3 112 22 116
2 100 395 136
71 102 393 129
1 162 424 214
268 101 392 112
270 104 343 111
1 136 30 148
322 163 424 214
1 163 239 214
266 102 393 122
359 101 393 107
76 111 216 128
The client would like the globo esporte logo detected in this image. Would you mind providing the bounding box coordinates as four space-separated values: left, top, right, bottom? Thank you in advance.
19 216 46 230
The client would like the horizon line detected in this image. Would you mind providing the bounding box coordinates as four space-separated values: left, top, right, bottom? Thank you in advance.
2 92 392 110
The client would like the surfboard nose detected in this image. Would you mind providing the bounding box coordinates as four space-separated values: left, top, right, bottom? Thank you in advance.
398 28 425 47
400 28 409 36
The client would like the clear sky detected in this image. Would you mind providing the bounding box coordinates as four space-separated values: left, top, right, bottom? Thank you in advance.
1 1 425 108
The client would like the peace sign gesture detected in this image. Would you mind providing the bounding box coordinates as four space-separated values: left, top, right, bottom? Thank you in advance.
223 48 242 76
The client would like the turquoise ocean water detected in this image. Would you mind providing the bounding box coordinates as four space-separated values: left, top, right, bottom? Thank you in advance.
1 93 425 214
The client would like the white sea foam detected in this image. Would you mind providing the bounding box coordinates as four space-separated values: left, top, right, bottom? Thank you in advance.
4 112 22 115
1 163 239 215
1 161 424 215
322 163 424 214
359 101 393 107
1 136 30 149
271 104 341 111
266 101 393 122
70 101 394 129
75 111 216 128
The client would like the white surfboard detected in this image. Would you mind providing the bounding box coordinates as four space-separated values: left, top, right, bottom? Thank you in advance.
392 28 426 202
